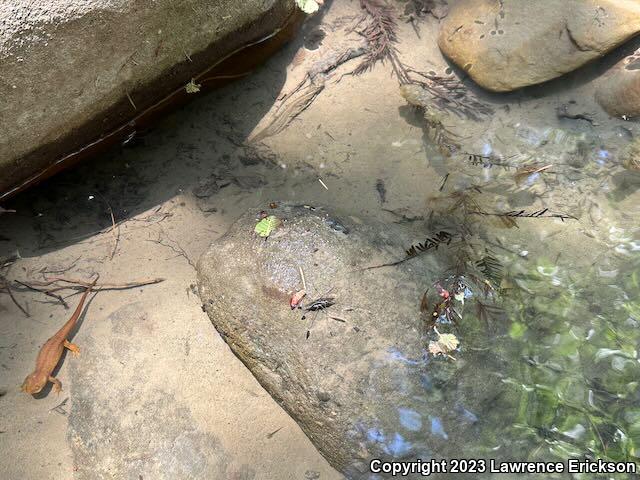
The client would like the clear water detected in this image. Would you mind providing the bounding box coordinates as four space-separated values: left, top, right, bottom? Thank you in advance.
379 84 640 478
2 3 640 478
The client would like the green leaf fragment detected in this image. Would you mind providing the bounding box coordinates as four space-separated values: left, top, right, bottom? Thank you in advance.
185 79 201 94
255 216 280 238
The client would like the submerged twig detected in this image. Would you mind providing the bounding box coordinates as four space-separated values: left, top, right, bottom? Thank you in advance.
14 280 69 309
147 229 195 268
16 277 165 295
0 206 16 214
465 153 515 169
514 164 553 185
470 209 578 222
3 282 29 317
1 254 29 317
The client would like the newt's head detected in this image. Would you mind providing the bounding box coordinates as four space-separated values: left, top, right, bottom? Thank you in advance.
21 371 48 394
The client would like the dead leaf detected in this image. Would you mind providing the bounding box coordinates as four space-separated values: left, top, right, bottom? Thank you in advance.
428 329 459 359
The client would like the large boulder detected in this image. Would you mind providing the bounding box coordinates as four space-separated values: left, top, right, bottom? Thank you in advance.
197 203 507 478
438 0 640 92
596 51 640 118
0 0 299 201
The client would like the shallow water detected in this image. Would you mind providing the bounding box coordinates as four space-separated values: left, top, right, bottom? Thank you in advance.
351 83 640 477
2 1 640 478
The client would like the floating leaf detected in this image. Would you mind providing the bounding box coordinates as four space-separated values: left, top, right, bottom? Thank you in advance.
254 215 280 238
428 330 459 358
438 333 459 351
185 79 201 94
295 0 319 14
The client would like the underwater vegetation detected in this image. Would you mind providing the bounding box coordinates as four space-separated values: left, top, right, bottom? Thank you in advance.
621 138 640 172
384 90 640 469
498 257 640 471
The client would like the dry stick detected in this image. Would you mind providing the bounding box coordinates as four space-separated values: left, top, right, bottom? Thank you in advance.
39 256 81 275
16 278 165 296
14 280 69 309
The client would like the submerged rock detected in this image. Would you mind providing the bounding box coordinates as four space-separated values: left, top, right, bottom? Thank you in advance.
596 51 640 118
438 0 640 92
620 138 640 171
0 0 299 201
197 203 506 478
69 303 229 479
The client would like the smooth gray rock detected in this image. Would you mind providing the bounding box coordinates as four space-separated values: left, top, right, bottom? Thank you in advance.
68 303 229 480
197 203 506 478
0 0 296 198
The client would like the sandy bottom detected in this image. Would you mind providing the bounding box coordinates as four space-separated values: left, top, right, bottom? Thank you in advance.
1 0 638 479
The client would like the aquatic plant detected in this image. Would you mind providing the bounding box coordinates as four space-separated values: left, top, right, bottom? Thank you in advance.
488 255 640 469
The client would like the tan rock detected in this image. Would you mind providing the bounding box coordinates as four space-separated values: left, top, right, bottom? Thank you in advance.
596 51 640 118
438 0 640 92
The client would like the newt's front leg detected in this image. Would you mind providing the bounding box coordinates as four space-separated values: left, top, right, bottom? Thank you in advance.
63 340 80 357
48 376 62 394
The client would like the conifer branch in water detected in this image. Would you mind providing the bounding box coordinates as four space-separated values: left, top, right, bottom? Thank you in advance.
404 70 494 120
475 251 503 287
354 1 491 120
470 209 578 222
474 300 505 328
405 231 454 257
353 0 410 83
361 230 453 271
465 153 515 169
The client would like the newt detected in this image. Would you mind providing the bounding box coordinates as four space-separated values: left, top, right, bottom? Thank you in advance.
21 276 98 395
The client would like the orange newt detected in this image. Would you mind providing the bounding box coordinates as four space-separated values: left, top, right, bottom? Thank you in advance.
21 276 98 395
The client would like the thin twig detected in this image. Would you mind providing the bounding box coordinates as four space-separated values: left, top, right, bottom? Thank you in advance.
146 230 195 268
16 277 165 296
14 280 69 309
3 284 30 317
97 193 120 259
38 257 81 275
